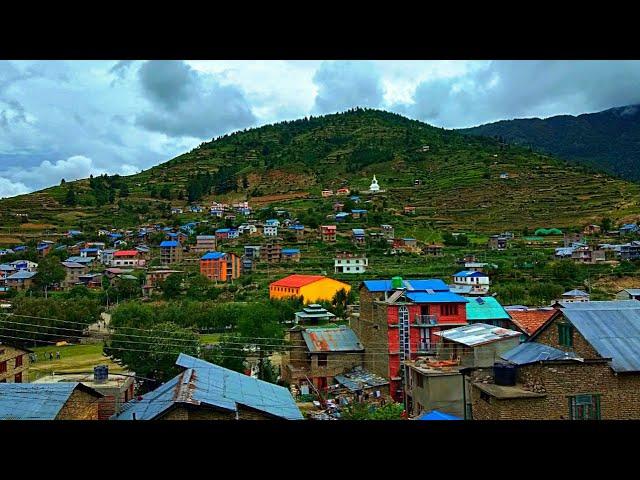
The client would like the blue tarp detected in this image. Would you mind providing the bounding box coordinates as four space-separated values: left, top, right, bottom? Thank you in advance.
418 410 462 420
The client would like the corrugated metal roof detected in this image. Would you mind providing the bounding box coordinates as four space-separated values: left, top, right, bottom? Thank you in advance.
501 342 580 365
0 383 99 420
406 292 469 304
620 289 640 296
334 367 389 392
271 274 327 288
417 410 462 420
159 241 179 247
362 279 449 292
301 326 364 352
435 323 521 346
281 249 300 254
7 271 37 280
201 252 226 260
563 289 589 297
563 306 640 372
465 297 510 321
559 300 640 310
114 355 302 420
453 270 488 277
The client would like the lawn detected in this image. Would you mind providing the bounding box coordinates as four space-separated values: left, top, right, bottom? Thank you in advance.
199 333 222 344
28 342 124 381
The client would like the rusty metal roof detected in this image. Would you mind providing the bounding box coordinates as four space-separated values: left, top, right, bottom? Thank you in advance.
301 326 364 352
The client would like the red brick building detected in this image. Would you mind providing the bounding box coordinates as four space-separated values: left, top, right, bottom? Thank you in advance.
352 277 469 401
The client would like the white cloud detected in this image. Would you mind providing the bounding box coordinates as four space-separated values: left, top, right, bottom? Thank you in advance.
0 176 29 198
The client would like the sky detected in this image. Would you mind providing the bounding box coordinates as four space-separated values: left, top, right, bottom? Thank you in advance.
1 59 640 198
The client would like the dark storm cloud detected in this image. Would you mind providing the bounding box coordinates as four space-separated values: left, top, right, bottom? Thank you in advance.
135 60 256 138
312 60 384 113
402 60 640 128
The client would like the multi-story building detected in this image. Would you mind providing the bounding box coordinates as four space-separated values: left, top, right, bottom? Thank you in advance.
200 252 241 282
334 252 368 274
620 241 640 261
159 240 182 265
451 270 490 295
320 225 336 242
281 248 301 262
352 228 366 246
244 245 261 260
423 243 444 256
488 235 508 250
262 239 282 263
111 250 145 268
6 271 37 291
288 224 305 239
381 224 394 239
263 224 278 237
192 235 217 254
571 245 606 264
61 261 89 289
0 341 31 383
353 277 469 401
282 325 365 392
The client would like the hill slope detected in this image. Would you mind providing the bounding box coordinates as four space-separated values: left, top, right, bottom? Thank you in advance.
461 104 640 181
1 108 639 235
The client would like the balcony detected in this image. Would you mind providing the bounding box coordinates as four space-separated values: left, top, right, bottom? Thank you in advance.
414 314 437 326
417 342 437 354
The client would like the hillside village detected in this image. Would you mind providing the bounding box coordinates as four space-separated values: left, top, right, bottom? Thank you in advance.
2 167 640 421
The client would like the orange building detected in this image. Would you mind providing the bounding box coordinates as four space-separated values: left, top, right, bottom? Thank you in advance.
269 274 351 303
200 252 241 282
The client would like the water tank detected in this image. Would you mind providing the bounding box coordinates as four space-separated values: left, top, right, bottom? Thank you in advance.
391 276 403 289
94 365 109 384
493 362 517 386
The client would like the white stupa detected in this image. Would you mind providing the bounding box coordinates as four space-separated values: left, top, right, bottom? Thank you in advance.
369 175 380 193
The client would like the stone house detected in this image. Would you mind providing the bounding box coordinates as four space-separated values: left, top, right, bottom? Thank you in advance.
282 325 365 392
0 341 31 383
470 300 640 420
0 382 102 420
114 354 302 420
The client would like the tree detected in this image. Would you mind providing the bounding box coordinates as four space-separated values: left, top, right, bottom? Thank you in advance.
601 217 612 233
34 256 66 298
64 186 77 206
119 183 130 197
160 185 172 200
202 336 246 373
105 321 199 386
160 273 184 299
341 402 405 420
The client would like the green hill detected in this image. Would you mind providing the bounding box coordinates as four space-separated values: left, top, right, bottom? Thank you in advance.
461 104 640 182
1 108 639 237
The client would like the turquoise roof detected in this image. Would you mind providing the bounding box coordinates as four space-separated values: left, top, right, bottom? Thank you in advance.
465 296 510 321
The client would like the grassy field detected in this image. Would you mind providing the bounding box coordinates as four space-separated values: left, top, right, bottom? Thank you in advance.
199 333 222 344
28 342 124 382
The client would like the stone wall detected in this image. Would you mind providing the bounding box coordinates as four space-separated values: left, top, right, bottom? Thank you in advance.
56 388 100 420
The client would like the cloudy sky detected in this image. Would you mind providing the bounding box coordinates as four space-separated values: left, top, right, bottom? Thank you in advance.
1 60 640 198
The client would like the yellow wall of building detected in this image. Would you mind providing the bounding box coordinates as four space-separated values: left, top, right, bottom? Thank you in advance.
299 278 351 303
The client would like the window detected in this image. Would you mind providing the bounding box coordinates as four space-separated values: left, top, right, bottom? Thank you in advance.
558 323 574 347
14 355 22 367
569 394 601 420
0 361 6 373
14 372 22 383
317 354 328 367
442 304 458 316
416 374 424 388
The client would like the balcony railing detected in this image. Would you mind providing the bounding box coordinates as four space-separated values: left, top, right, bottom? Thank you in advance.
417 342 436 354
415 314 437 326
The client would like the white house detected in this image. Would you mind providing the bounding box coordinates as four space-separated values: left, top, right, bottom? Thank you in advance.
452 270 490 295
111 250 146 268
334 253 368 274
263 225 278 237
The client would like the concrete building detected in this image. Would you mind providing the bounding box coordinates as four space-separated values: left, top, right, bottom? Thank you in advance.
269 274 351 303
281 248 301 262
111 250 146 268
61 261 89 289
159 240 182 265
200 252 241 282
320 225 337 242
6 271 37 291
405 359 466 419
334 252 368 274
452 270 490 295
192 235 217 254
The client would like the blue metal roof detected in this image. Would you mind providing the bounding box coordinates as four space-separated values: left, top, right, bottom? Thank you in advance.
80 248 98 252
501 342 579 365
7 270 37 280
0 383 98 420
201 252 226 260
351 209 368 213
560 300 640 310
406 292 469 304
114 354 302 420
562 304 640 372
301 326 364 353
281 249 300 255
288 224 304 230
418 410 462 420
159 241 179 247
453 270 488 277
215 228 230 233
352 228 365 235
563 289 589 297
66 256 93 263
362 279 450 292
